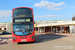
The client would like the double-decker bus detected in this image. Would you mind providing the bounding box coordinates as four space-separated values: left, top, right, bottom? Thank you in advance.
12 7 35 43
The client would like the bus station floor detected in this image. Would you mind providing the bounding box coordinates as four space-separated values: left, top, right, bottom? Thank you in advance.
0 33 75 50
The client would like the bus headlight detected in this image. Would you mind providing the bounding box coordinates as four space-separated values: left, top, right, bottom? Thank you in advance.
30 36 35 40
12 37 17 41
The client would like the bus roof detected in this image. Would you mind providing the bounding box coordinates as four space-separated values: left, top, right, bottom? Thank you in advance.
13 7 33 10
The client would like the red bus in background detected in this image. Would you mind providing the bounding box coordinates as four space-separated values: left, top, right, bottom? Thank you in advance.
12 7 35 43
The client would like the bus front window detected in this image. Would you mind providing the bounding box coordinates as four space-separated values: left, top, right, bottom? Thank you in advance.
13 24 33 36
13 8 32 17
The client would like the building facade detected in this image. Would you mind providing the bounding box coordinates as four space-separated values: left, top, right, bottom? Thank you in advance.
0 20 75 33
0 22 11 33
34 20 75 33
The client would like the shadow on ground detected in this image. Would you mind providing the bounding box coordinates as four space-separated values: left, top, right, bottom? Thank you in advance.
0 36 12 45
0 42 8 45
35 33 66 43
18 33 66 44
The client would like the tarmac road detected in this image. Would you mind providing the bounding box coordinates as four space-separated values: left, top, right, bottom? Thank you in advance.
0 33 75 50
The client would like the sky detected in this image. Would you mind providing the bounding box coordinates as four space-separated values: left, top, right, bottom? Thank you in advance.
0 0 75 22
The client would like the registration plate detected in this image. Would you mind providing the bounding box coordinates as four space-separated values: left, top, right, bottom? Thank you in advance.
21 39 27 42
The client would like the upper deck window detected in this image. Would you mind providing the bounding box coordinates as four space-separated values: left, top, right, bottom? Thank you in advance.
13 8 32 17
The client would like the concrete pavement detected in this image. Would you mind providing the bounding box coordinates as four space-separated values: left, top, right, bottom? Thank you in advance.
0 33 75 50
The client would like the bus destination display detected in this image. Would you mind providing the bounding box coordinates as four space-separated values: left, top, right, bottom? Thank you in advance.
15 19 31 22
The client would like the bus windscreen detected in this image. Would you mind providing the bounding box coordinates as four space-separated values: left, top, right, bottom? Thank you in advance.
13 23 33 36
13 8 32 17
